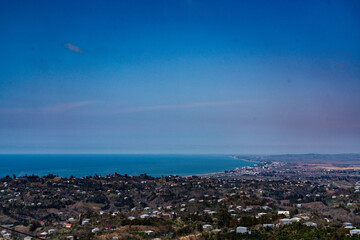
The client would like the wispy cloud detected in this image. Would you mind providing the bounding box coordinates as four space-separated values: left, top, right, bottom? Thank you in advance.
64 43 83 54
0 100 247 115
116 100 250 113
42 101 98 113
0 101 98 114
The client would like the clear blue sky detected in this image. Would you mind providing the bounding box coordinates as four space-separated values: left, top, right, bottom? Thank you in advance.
0 0 359 154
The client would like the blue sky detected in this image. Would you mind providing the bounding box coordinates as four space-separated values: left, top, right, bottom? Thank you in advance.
0 0 359 154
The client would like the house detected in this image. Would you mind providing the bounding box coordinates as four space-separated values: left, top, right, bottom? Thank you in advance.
144 230 154 235
48 229 56 234
278 211 290 217
82 219 90 225
257 212 267 218
105 225 112 230
157 212 173 219
3 232 11 240
236 226 250 234
279 217 301 225
24 237 32 240
111 212 118 216
202 224 212 230
305 222 317 227
39 232 48 238
92 228 100 233
243 207 253 212
290 217 301 222
301 216 310 220
263 224 275 228
65 223 72 228
279 218 291 225
140 214 150 218
350 229 360 235
343 222 353 227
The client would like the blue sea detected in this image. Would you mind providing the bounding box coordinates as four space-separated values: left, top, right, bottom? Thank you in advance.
0 154 256 178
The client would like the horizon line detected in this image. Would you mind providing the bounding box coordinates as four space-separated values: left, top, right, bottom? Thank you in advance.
0 152 359 155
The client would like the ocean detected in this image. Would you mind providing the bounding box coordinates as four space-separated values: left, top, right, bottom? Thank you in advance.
0 154 257 178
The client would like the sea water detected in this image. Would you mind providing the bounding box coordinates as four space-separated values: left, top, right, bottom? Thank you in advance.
0 154 256 177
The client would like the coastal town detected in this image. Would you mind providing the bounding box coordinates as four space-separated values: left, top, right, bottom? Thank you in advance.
2 0 359 239
1 154 360 239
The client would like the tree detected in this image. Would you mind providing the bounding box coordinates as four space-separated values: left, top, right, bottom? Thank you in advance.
218 209 231 227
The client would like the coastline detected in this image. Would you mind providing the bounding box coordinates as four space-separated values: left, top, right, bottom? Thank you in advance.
188 156 260 178
0 154 258 178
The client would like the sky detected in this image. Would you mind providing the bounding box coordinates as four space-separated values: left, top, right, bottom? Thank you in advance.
0 0 359 154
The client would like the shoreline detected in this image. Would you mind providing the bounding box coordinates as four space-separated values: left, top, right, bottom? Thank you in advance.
0 154 259 179
4 163 259 180
187 157 261 178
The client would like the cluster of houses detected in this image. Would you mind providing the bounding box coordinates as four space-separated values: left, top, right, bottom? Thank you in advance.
0 170 359 239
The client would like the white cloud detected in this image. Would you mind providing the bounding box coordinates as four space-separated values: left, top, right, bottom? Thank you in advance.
64 43 83 53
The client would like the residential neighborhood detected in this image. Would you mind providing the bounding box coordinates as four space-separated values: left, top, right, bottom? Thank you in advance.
1 155 360 239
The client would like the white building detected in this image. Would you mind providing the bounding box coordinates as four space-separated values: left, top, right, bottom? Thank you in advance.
278 210 290 216
236 226 248 233
290 217 301 222
82 219 90 225
144 230 154 235
350 229 360 235
202 224 212 230
305 222 317 227
263 224 275 228
280 218 291 225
